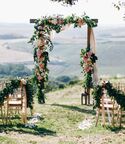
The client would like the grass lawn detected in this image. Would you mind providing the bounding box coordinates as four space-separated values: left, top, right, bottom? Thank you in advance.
0 84 125 144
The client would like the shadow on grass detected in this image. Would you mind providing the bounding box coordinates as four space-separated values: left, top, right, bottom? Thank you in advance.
106 125 125 133
52 103 96 115
0 124 56 136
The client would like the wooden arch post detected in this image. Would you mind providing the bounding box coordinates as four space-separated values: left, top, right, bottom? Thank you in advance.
85 19 98 105
86 26 92 105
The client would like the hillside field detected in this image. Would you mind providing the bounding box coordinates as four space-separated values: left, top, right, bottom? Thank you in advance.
0 83 125 144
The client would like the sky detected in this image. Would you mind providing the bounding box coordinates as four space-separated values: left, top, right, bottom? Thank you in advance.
0 0 124 25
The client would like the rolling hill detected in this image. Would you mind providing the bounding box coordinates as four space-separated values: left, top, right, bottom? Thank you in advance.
0 23 125 78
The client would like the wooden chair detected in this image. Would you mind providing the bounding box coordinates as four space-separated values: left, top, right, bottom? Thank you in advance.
6 81 27 124
95 88 121 127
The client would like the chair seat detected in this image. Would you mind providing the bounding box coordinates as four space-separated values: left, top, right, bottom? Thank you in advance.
8 100 22 106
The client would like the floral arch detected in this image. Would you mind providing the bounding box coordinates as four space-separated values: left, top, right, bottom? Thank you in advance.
29 14 98 103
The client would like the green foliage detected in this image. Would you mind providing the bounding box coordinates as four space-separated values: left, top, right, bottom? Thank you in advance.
0 78 34 110
93 82 125 109
45 76 79 92
37 80 45 104
83 72 93 88
93 85 103 109
58 83 65 89
0 79 20 105
56 75 71 83
80 47 98 89
25 78 34 109
69 80 79 85
31 75 45 104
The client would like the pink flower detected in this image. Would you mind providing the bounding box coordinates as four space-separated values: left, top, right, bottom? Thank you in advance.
57 18 64 24
84 66 93 73
39 56 44 62
39 63 44 69
37 75 43 81
87 51 93 57
83 55 88 63
37 49 42 58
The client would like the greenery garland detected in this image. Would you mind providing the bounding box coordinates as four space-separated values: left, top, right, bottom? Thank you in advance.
0 78 34 110
0 79 20 105
25 78 34 109
29 14 97 103
80 46 98 89
93 81 125 109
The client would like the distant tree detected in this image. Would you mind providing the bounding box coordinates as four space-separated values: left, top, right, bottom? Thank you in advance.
113 1 125 19
50 0 78 5
113 1 125 10
50 0 125 19
56 76 71 83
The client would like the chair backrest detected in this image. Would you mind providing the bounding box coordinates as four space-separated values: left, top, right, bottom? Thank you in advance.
7 81 27 109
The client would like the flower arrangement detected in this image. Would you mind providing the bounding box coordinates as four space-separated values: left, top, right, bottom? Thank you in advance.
80 46 98 89
29 14 97 103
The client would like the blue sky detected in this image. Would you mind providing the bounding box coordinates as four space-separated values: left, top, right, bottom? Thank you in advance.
0 0 124 25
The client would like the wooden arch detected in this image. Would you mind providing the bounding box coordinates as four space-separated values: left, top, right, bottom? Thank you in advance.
29 15 98 104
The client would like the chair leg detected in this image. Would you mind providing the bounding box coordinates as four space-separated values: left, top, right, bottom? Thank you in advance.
0 107 4 124
6 107 12 125
95 108 100 126
81 94 83 105
21 111 27 124
119 108 122 128
88 94 90 105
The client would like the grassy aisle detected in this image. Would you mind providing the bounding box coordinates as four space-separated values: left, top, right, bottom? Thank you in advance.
0 84 125 144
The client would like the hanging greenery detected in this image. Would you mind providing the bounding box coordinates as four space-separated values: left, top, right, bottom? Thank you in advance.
80 46 98 89
25 78 34 109
29 14 97 103
0 79 20 105
0 78 34 110
93 81 125 109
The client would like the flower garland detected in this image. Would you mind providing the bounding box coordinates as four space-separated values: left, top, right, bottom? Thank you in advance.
80 46 98 89
29 14 97 103
0 78 34 110
93 81 125 109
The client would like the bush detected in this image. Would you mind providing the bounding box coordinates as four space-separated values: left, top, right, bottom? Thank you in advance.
69 80 79 85
56 76 71 83
59 83 65 89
